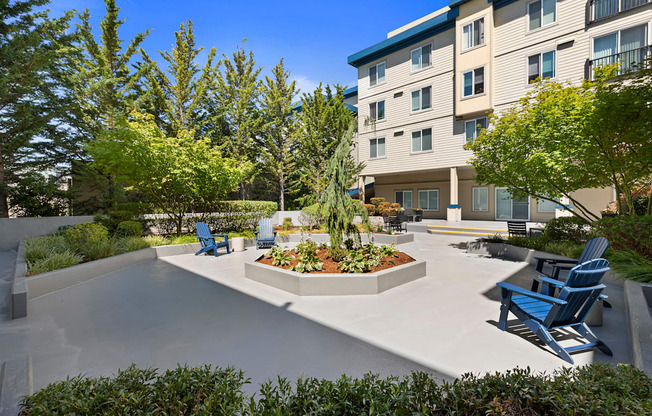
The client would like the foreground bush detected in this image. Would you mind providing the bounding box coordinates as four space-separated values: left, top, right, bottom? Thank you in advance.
594 215 652 258
20 364 651 415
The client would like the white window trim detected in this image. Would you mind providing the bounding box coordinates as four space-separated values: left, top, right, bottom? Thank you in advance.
591 23 650 60
495 187 531 221
525 49 556 87
526 0 558 34
461 66 486 99
418 189 440 211
410 43 433 73
410 85 433 113
395 190 413 209
410 128 434 154
369 137 386 160
461 17 486 52
472 187 489 211
369 99 386 123
465 117 488 144
368 61 386 87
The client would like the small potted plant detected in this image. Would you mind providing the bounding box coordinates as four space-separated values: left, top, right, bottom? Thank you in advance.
600 201 618 218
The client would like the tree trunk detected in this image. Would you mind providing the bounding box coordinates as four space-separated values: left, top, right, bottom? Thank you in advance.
0 146 9 218
176 214 183 236
279 174 285 211
647 182 652 216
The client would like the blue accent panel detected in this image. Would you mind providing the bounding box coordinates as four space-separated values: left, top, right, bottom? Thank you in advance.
343 86 358 99
449 0 472 6
347 182 374 196
447 204 461 209
347 8 459 67
344 104 358 113
555 205 573 210
491 0 520 9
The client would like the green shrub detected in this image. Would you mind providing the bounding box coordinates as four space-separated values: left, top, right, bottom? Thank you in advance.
542 216 592 243
363 204 375 216
64 223 109 246
77 239 118 261
23 235 70 264
594 215 652 258
20 364 652 415
389 202 400 209
607 250 652 283
299 203 321 230
116 221 143 237
142 235 168 247
27 250 84 275
168 234 198 245
282 217 292 231
117 237 151 253
369 197 385 207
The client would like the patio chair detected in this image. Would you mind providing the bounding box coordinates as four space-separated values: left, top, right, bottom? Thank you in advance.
497 259 613 364
404 207 415 222
195 222 230 257
390 215 407 233
255 218 277 249
507 221 527 237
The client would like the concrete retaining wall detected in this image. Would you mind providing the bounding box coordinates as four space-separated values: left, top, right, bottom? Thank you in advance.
12 242 28 319
625 280 652 376
0 216 94 251
282 233 414 246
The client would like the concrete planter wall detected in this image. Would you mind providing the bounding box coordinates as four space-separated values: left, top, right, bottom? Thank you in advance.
0 216 94 250
465 240 571 264
245 256 426 296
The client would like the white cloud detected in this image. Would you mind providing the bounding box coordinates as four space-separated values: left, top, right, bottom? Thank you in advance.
292 75 321 95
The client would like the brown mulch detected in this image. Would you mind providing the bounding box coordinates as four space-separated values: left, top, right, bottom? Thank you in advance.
256 248 415 274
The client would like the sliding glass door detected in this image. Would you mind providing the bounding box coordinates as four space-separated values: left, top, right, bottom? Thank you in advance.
496 188 529 220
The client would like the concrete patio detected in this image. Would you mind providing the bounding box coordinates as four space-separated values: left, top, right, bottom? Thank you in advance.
0 232 630 395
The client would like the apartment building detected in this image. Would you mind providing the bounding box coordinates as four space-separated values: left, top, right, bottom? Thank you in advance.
347 0 651 221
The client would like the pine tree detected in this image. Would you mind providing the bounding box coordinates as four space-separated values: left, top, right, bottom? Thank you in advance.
139 20 219 139
214 41 262 199
291 84 360 207
259 59 298 211
319 122 371 248
0 0 78 217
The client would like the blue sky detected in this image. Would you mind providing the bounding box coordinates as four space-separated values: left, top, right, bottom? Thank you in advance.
47 0 449 95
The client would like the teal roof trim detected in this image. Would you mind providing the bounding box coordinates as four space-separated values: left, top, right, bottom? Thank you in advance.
290 102 357 114
347 8 459 68
343 86 358 99
491 0 520 9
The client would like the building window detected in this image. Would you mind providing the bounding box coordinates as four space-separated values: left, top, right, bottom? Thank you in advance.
411 44 432 71
538 196 557 212
369 137 385 159
411 86 431 112
411 128 432 153
528 0 556 31
473 187 489 211
369 62 386 86
592 25 648 75
462 67 484 97
395 190 413 209
462 18 485 51
418 189 439 211
369 100 385 121
465 118 487 143
528 51 555 83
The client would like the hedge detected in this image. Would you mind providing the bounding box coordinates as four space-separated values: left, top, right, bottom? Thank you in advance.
20 364 651 415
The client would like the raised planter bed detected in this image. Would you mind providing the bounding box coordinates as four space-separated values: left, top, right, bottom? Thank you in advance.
280 233 414 245
245 257 426 296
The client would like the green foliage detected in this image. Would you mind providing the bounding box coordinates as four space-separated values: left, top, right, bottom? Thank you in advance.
88 113 251 234
606 250 652 284
8 171 71 217
319 124 371 248
117 236 150 253
142 235 168 247
290 240 322 272
265 246 295 266
281 217 292 231
27 251 84 276
594 215 652 258
21 364 651 415
298 203 322 230
64 223 109 246
116 221 143 237
543 216 592 243
338 243 394 273
369 197 385 206
326 246 348 262
363 204 375 216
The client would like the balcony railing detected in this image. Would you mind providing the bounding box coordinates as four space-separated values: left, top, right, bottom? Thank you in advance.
590 0 650 22
589 45 651 78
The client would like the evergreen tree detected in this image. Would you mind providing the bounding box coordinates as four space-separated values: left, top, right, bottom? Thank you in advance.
259 59 298 211
139 20 219 139
291 84 360 207
319 122 371 248
0 0 78 217
214 41 262 199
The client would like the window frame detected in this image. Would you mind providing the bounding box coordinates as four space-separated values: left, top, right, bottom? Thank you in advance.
369 99 386 122
591 23 649 61
411 127 433 154
369 61 386 87
527 0 557 33
472 187 489 212
395 190 413 210
418 189 439 211
526 50 556 85
461 66 485 99
410 43 433 73
464 117 488 144
537 196 557 212
461 17 486 52
369 137 386 160
410 85 432 113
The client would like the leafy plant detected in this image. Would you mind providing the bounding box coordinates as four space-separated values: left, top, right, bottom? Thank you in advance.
375 224 384 233
117 237 151 253
282 217 293 231
295 239 318 257
26 251 84 276
63 223 109 246
543 216 592 243
327 246 348 262
290 253 323 273
265 246 295 266
116 221 143 237
594 215 652 258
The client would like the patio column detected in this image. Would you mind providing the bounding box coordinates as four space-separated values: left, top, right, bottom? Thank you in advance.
359 175 366 203
447 167 461 222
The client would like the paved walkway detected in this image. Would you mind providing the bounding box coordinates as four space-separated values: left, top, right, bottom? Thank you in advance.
0 250 17 322
0 233 630 393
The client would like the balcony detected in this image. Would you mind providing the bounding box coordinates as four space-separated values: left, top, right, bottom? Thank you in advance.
589 45 651 78
590 0 650 22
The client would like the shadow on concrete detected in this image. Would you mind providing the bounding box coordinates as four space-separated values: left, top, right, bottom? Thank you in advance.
482 264 537 303
3 259 454 394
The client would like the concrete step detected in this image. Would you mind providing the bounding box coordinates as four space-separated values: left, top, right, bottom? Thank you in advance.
426 225 508 237
0 355 32 416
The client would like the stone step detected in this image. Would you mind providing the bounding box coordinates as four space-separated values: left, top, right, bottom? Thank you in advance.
427 225 509 237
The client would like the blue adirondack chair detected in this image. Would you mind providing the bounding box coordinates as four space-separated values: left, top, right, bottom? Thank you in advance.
497 259 613 364
255 218 277 249
194 222 230 257
533 237 609 281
